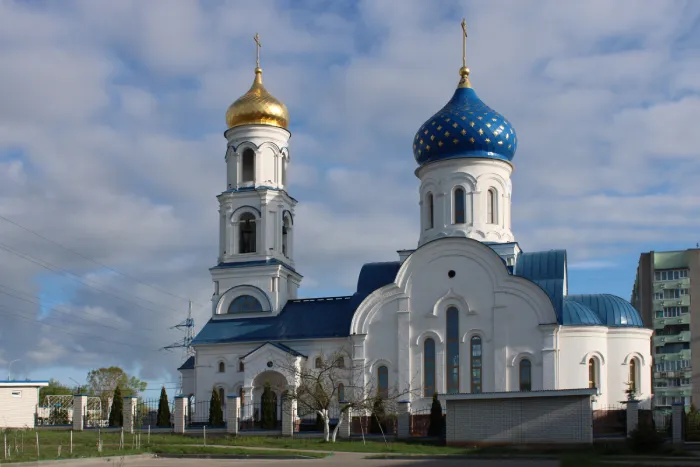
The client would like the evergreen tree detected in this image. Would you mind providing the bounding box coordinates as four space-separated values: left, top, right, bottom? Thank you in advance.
108 386 123 427
209 388 224 427
156 386 171 427
427 392 444 436
261 382 276 429
369 393 386 434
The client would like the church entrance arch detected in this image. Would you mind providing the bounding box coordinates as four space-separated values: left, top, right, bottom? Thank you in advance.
249 370 287 429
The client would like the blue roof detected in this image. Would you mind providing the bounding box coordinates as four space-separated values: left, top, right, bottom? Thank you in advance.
192 261 401 345
561 298 603 326
178 356 195 371
242 341 307 358
413 85 517 166
565 294 644 327
513 250 566 323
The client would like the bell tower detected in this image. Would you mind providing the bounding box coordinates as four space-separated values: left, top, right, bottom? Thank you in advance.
211 34 302 318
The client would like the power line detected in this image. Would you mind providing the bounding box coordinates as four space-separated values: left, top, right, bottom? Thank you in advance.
0 240 184 317
0 212 199 305
0 304 167 351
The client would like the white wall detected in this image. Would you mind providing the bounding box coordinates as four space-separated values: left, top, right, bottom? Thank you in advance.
0 386 42 428
416 158 514 247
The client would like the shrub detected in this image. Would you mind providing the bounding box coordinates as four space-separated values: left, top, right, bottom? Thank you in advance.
427 392 444 436
156 386 171 427
369 394 387 434
628 419 665 453
208 388 224 427
108 386 123 427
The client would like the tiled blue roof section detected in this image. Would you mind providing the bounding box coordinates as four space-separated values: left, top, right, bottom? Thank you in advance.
178 356 195 370
513 250 566 323
242 341 307 359
561 298 603 326
211 258 299 274
192 261 401 345
566 294 644 327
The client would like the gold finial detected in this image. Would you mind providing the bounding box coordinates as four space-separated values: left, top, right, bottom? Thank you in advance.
458 18 472 89
254 33 262 69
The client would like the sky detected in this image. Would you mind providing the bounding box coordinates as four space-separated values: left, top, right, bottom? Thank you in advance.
1 0 700 398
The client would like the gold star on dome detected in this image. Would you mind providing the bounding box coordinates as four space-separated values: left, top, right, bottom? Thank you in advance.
430 135 435 141
437 125 442 131
445 117 451 122
453 138 459 144
478 129 484 135
419 139 424 144
469 137 475 143
460 129 466 135
477 116 483 120
486 123 491 128
452 123 458 128
438 141 443 147
444 131 450 137
426 145 431 151
431 121 436 125
485 138 491 143
498 141 503 145
424 130 428 135
505 133 509 140
461 116 466 120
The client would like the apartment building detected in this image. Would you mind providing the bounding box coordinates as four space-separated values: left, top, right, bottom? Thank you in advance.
631 249 700 410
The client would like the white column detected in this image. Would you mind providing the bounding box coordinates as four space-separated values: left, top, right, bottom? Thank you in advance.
338 404 352 439
242 386 254 422
72 394 87 431
492 305 508 392
397 401 411 439
226 395 240 435
673 403 684 444
123 397 137 434
397 309 411 399
174 396 187 434
281 396 297 437
626 400 639 437
540 325 558 390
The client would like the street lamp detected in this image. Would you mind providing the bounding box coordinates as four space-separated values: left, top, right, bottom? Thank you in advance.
7 359 20 381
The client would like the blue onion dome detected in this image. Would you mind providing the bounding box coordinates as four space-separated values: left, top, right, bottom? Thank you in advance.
566 294 644 328
413 67 517 166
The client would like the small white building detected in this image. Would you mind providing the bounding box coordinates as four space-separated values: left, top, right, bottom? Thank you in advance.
0 381 48 428
179 33 652 413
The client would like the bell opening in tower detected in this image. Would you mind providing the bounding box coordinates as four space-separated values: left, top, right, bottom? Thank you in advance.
241 148 255 185
239 213 257 254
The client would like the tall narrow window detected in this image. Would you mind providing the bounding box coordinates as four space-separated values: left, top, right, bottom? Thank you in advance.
338 383 345 402
378 365 389 398
239 213 257 253
241 148 255 183
315 357 323 369
454 188 466 224
218 361 225 373
281 160 287 187
424 338 436 397
487 188 497 224
426 192 434 229
218 387 225 406
282 216 290 257
470 336 482 393
446 307 460 394
519 359 532 392
629 359 638 394
588 358 597 389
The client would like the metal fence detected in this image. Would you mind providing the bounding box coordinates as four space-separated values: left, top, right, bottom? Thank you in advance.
592 405 626 437
134 398 177 429
36 403 73 426
409 407 446 437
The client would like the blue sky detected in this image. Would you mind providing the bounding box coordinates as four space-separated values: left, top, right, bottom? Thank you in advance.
1 0 700 396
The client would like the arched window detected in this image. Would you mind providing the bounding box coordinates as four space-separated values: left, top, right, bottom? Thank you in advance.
629 358 638 394
218 361 225 373
470 336 482 393
378 365 389 398
335 357 345 369
338 383 345 402
241 148 255 183
238 361 244 372
315 357 323 369
487 188 497 224
519 359 532 392
454 188 466 224
239 387 245 408
426 192 434 230
228 295 263 313
424 338 436 397
446 307 459 394
588 358 598 389
218 387 225 406
282 216 290 257
239 213 257 253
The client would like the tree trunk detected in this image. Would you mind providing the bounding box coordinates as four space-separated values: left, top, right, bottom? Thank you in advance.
317 409 330 442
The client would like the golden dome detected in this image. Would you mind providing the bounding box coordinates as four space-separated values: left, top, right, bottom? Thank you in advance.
225 67 289 130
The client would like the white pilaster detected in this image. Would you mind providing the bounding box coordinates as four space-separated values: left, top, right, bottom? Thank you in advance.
226 395 240 435
397 309 411 399
72 394 87 431
174 396 187 434
123 397 137 434
397 401 411 439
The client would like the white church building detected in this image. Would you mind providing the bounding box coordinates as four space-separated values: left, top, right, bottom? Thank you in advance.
179 34 652 413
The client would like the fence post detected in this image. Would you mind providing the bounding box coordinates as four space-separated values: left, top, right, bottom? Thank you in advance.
338 402 352 439
397 400 411 439
174 396 187 434
673 402 684 445
123 397 137 434
72 394 87 432
226 395 240 435
626 400 639 437
281 395 296 437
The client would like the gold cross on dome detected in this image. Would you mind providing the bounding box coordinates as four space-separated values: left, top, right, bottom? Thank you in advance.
461 18 467 68
254 33 262 68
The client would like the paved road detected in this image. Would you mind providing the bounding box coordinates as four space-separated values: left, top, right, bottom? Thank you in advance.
28 453 560 467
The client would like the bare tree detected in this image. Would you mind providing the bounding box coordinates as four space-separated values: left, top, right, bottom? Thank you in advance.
275 347 416 442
